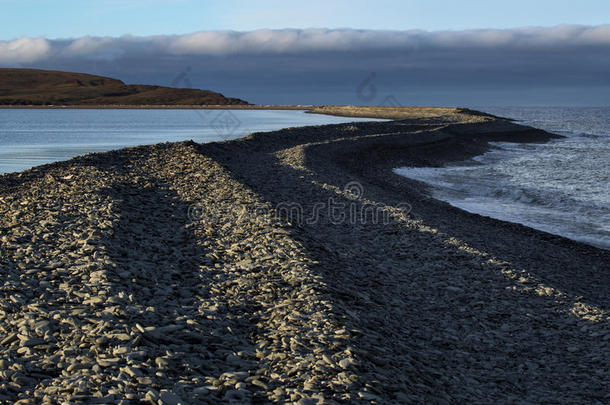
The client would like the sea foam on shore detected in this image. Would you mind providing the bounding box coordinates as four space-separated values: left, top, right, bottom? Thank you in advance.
395 107 610 249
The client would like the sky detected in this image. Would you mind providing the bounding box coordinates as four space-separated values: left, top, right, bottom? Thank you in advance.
2 0 610 38
1 1 610 106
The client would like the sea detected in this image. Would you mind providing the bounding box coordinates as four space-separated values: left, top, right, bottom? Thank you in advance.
395 107 610 249
0 108 382 174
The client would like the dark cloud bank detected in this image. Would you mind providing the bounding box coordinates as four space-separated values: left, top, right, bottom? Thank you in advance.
2 26 610 105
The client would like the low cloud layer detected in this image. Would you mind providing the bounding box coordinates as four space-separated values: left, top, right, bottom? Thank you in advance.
2 26 610 105
0 37 51 64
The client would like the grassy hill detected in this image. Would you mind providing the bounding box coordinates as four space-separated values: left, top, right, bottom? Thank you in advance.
0 68 248 106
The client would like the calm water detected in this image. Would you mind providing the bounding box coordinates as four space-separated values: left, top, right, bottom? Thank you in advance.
0 109 383 174
396 107 610 249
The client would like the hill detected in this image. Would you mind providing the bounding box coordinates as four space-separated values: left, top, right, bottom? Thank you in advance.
0 68 248 106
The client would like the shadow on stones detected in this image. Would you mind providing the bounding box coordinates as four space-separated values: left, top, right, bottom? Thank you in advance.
94 180 269 403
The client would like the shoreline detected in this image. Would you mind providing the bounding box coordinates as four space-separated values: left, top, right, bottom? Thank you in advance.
0 104 314 110
0 107 608 403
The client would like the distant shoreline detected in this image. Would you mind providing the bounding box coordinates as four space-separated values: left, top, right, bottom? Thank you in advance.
0 104 473 121
0 104 314 110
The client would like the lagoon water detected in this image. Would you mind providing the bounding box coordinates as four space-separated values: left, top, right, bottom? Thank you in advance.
0 109 382 175
395 107 610 249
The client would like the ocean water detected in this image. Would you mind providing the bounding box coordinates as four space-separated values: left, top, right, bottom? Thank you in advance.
395 107 610 249
0 109 383 175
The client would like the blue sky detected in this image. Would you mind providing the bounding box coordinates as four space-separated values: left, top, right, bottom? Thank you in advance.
2 0 610 39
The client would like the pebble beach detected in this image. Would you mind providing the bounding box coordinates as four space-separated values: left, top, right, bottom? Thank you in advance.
0 106 608 404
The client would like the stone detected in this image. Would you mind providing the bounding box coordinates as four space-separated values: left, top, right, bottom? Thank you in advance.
192 387 209 396
223 390 247 402
155 357 169 369
159 390 183 405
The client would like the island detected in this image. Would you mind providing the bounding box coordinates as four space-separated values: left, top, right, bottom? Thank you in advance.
0 68 248 106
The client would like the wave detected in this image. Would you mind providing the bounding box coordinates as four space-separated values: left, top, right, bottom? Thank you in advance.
394 107 610 250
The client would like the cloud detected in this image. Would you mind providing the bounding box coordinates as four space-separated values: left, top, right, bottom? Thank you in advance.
2 26 610 105
0 37 51 64
3 25 610 62
44 25 610 57
64 36 125 60
0 25 610 64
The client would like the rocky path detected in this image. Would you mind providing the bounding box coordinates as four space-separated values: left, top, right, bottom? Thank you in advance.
0 108 608 404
